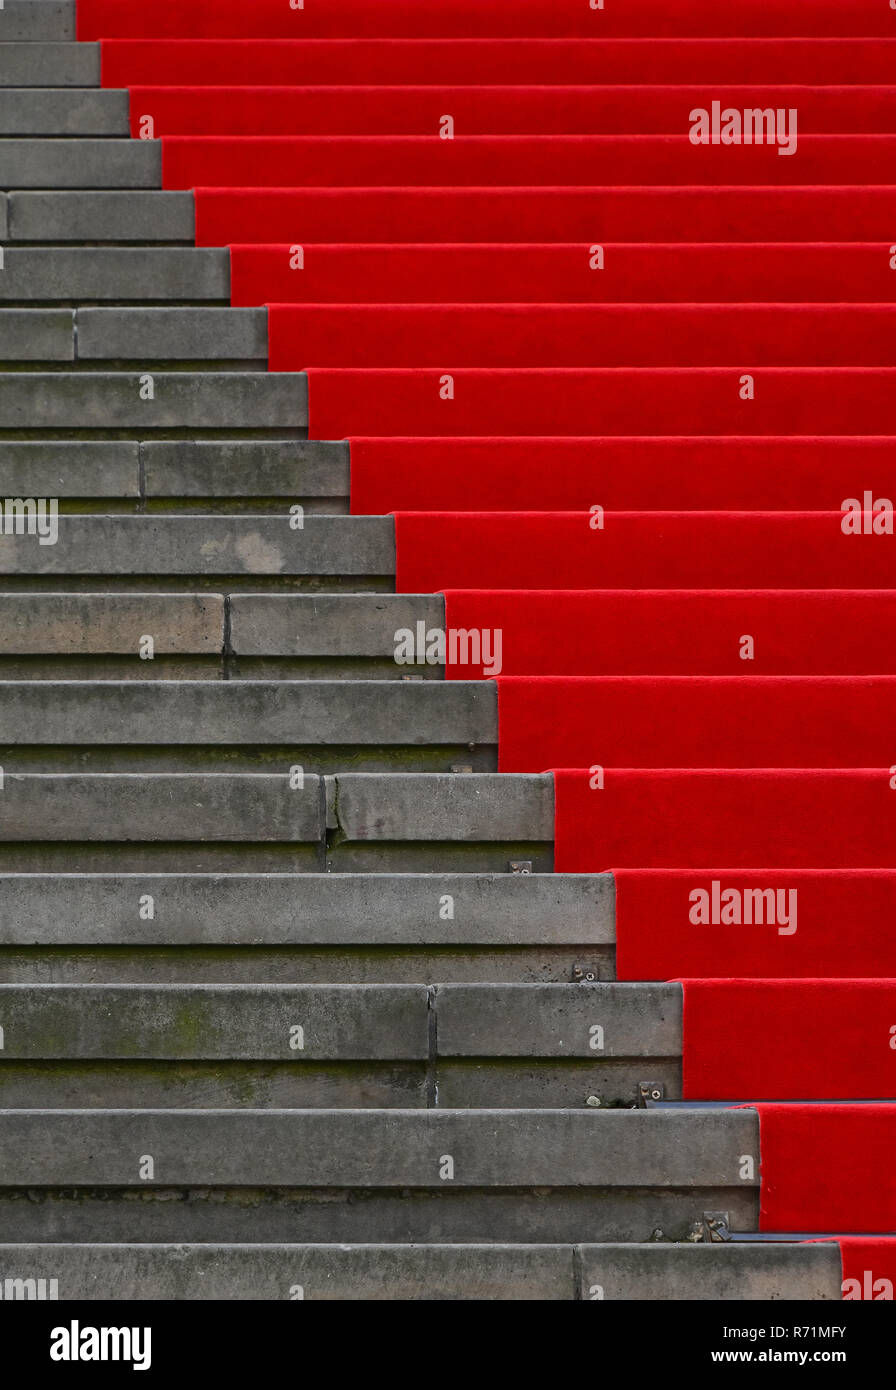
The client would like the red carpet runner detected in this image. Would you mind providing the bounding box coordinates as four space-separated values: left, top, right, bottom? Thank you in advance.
90 0 896 1281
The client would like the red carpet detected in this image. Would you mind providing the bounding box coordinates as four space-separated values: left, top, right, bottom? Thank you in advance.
162 136 896 191
746 1105 896 1232
241 247 896 308
495 677 896 773
834 1240 896 1298
270 305 896 367
351 437 896 513
552 769 896 871
198 188 896 246
681 981 896 1100
442 592 896 678
241 250 896 308
613 871 896 982
79 1 896 41
393 514 896 593
100 39 896 89
130 85 896 137
306 368 896 437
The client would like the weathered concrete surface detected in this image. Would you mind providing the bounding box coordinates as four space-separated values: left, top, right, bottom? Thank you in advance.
0 872 614 945
331 773 555 842
231 594 444 656
0 1242 841 1300
0 441 139 497
0 984 429 1059
0 594 223 653
0 89 128 136
0 1187 760 1245
0 248 228 301
436 984 682 1057
78 307 266 359
0 1243 576 1300
0 373 307 430
580 1243 843 1301
0 1109 759 1187
0 680 496 746
0 3 75 41
0 44 99 88
0 139 160 189
143 441 350 498
0 515 388 576
0 309 73 360
8 191 194 241
0 774 322 841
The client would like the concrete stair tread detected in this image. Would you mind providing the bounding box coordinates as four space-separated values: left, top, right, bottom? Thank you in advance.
0 441 349 504
7 190 194 242
0 1242 842 1300
0 513 391 577
75 307 267 358
0 138 160 189
0 43 99 88
0 982 679 1059
0 248 229 301
0 4 75 44
0 372 308 430
0 679 499 748
0 88 128 135
0 1107 758 1188
0 871 613 944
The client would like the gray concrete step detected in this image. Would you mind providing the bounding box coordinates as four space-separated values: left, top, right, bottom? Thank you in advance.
0 871 612 947
77 307 266 362
0 441 139 497
0 592 225 679
77 307 266 360
0 984 431 1059
0 89 128 135
232 594 443 676
0 3 74 42
0 1106 756 1188
0 248 229 302
143 440 350 511
0 772 551 873
0 679 498 772
0 308 252 358
0 372 307 432
0 981 678 1109
0 515 391 590
0 43 99 88
435 984 681 1058
327 772 554 873
0 772 324 872
0 139 160 189
8 190 194 242
0 982 676 1058
0 307 73 359
0 870 614 987
0 1242 841 1300
0 440 349 514
0 1109 759 1244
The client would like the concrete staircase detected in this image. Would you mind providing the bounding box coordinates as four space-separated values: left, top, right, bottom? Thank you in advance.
0 2 842 1301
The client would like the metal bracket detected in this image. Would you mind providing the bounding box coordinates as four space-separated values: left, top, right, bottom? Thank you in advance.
694 1211 732 1243
637 1081 666 1107
510 860 532 874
